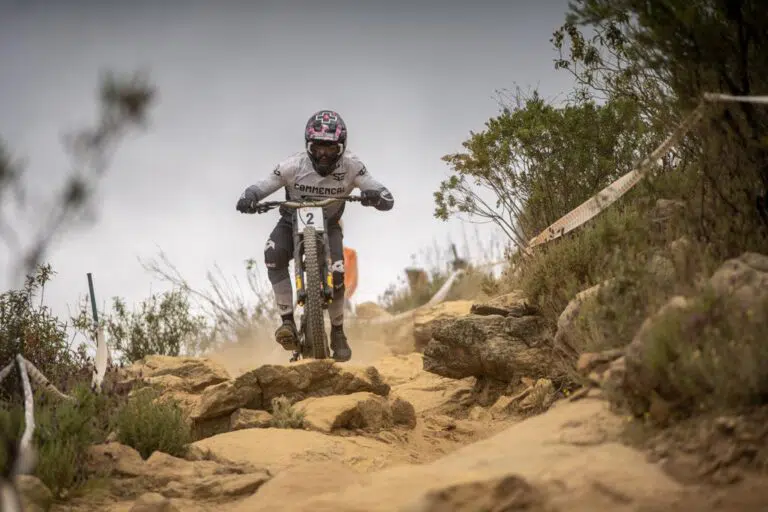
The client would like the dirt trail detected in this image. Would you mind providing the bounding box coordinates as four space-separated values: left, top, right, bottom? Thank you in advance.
161 345 679 511
48 313 768 511
194 350 513 474
227 397 681 511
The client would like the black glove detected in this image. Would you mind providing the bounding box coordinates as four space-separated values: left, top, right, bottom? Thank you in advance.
360 189 381 207
236 189 258 213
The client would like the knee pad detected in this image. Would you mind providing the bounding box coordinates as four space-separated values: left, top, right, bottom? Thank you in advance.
330 259 346 293
264 237 290 270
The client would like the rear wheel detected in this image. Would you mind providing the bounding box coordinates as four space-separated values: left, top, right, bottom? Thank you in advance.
301 226 329 359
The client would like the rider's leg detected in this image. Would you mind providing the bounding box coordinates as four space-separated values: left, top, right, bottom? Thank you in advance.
327 222 351 361
264 216 298 350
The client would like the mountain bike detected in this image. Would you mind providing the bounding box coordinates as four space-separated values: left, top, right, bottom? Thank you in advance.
254 195 362 362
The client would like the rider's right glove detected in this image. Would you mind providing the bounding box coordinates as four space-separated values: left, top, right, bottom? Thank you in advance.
360 189 382 208
236 189 259 213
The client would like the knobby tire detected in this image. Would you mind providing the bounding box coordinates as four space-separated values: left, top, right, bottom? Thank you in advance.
302 226 329 359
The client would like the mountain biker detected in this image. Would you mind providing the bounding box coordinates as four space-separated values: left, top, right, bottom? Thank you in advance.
235 110 394 362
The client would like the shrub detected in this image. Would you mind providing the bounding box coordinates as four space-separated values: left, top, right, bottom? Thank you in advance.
0 265 91 400
115 389 191 459
0 383 117 497
268 396 305 429
639 289 768 416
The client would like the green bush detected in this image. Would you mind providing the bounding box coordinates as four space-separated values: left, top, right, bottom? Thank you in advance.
115 389 191 459
0 383 117 497
513 202 658 324
0 265 91 400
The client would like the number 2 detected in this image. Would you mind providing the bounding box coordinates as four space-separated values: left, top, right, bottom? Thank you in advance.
305 212 314 224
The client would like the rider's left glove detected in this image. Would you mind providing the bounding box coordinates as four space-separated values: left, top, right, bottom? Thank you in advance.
236 189 259 213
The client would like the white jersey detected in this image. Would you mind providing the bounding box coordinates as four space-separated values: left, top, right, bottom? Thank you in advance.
245 150 393 220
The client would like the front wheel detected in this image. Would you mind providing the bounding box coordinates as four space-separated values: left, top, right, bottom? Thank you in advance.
301 226 329 359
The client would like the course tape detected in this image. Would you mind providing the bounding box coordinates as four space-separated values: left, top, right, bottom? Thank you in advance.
525 93 768 250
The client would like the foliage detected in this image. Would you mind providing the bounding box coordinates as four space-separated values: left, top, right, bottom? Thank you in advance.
0 69 155 493
434 88 663 249
115 389 191 459
512 202 655 324
0 383 120 497
140 251 280 351
640 288 768 416
74 288 209 365
268 396 306 429
557 0 768 241
0 265 90 399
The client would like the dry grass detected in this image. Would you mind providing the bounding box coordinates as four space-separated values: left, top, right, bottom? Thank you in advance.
268 396 306 429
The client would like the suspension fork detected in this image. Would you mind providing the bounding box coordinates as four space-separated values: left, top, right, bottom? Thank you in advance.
321 218 334 305
292 213 307 307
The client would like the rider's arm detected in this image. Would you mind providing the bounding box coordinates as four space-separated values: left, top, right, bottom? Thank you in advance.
352 165 394 211
243 164 287 202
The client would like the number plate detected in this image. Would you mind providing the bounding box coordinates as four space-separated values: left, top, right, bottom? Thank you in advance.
297 206 324 233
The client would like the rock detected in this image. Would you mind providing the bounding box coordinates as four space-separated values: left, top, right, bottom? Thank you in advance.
295 392 412 433
141 451 270 498
488 378 556 418
423 313 559 383
519 378 555 413
192 428 404 474
488 394 517 418
332 366 391 397
470 290 537 318
414 474 549 512
413 300 474 351
14 475 53 512
599 356 626 392
86 442 146 477
248 359 390 408
553 282 605 360
622 252 768 415
86 441 270 502
622 295 692 412
370 353 424 386
130 492 179 512
230 408 274 430
193 379 261 421
707 252 768 307
245 461 366 512
388 367 475 415
121 357 391 442
143 374 188 392
121 355 230 393
228 399 684 512
390 396 417 428
576 348 624 375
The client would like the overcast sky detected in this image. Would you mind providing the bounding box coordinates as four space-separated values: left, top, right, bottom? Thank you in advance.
0 0 576 327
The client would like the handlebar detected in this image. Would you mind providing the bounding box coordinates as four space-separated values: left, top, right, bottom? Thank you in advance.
251 195 362 214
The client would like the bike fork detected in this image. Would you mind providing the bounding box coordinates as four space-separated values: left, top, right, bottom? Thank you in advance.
321 221 334 305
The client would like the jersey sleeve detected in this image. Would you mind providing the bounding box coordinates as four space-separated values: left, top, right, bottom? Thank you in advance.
350 157 395 211
244 163 288 201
